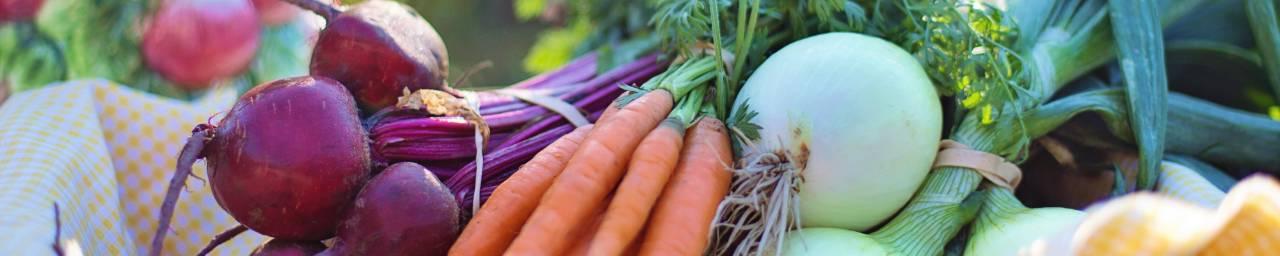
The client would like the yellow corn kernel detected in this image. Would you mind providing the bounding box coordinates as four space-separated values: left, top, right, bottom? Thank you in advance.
1070 193 1215 256
1197 176 1280 255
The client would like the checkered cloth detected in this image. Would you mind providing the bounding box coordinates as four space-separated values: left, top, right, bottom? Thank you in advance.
0 79 267 255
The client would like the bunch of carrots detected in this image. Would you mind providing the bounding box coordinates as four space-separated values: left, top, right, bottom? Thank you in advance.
449 55 733 255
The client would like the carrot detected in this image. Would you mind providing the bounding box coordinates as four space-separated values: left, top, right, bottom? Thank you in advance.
565 193 613 256
637 117 733 255
588 119 686 255
598 97 623 122
449 125 595 256
506 90 676 255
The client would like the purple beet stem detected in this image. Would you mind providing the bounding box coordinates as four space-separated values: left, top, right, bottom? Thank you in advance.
369 53 666 207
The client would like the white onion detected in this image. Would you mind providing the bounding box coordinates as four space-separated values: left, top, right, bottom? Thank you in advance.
730 32 942 231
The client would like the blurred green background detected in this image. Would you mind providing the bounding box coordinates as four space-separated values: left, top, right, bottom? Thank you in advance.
406 0 547 88
0 0 555 99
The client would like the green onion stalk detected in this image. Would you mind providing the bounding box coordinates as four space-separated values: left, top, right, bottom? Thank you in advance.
637 0 1209 254
843 0 1210 255
649 0 868 121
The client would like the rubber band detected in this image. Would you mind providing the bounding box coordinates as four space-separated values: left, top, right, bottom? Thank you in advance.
495 89 591 127
932 140 1023 190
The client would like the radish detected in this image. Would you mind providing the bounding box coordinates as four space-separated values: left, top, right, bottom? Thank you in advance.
251 239 326 256
142 0 262 90
284 0 450 111
0 0 42 23
252 0 301 25
320 162 460 256
151 76 371 256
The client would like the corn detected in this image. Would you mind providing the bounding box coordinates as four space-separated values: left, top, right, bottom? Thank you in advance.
1156 162 1226 208
1197 176 1280 255
1069 193 1216 255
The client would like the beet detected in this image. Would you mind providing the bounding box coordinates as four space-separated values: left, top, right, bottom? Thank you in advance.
150 76 371 256
320 162 460 256
205 76 371 239
0 0 42 23
251 239 327 256
142 0 262 89
286 0 450 111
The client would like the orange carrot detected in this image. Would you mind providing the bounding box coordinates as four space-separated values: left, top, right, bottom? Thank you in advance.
449 125 595 256
588 119 686 255
506 90 676 255
598 98 622 122
565 194 613 256
638 117 733 255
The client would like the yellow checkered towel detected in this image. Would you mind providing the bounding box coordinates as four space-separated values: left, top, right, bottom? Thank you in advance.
0 79 268 255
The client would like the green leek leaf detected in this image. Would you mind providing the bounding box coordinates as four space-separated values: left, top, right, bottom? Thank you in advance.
1245 0 1280 107
1108 0 1168 190
1164 40 1274 112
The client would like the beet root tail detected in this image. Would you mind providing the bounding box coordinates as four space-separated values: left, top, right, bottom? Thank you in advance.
195 224 248 256
150 125 215 256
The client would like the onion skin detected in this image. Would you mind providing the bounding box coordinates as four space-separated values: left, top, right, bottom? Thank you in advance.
731 32 942 231
206 76 371 240
142 0 261 89
966 208 1084 256
779 228 888 256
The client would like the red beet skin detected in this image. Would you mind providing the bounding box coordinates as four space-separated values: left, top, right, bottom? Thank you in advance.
309 0 449 111
322 162 460 256
251 239 326 256
0 0 42 22
142 0 261 89
206 76 371 240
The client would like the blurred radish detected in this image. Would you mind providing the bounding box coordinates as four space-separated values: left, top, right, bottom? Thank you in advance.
151 76 371 255
142 0 261 89
284 0 450 111
252 0 301 25
0 0 42 23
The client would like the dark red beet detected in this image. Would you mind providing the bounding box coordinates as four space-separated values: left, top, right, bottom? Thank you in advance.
205 76 372 240
286 0 450 111
320 162 460 256
142 0 261 89
0 0 42 22
251 239 327 256
151 76 369 254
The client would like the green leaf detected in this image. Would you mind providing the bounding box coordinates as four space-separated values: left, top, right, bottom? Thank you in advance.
0 23 67 92
1024 88 1130 140
515 0 548 20
726 100 761 157
1165 0 1254 47
524 19 593 73
1109 0 1168 190
1246 0 1280 106
245 23 314 92
1164 40 1274 112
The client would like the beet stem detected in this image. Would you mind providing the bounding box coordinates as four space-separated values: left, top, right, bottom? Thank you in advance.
195 225 248 256
280 0 340 21
150 125 215 256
